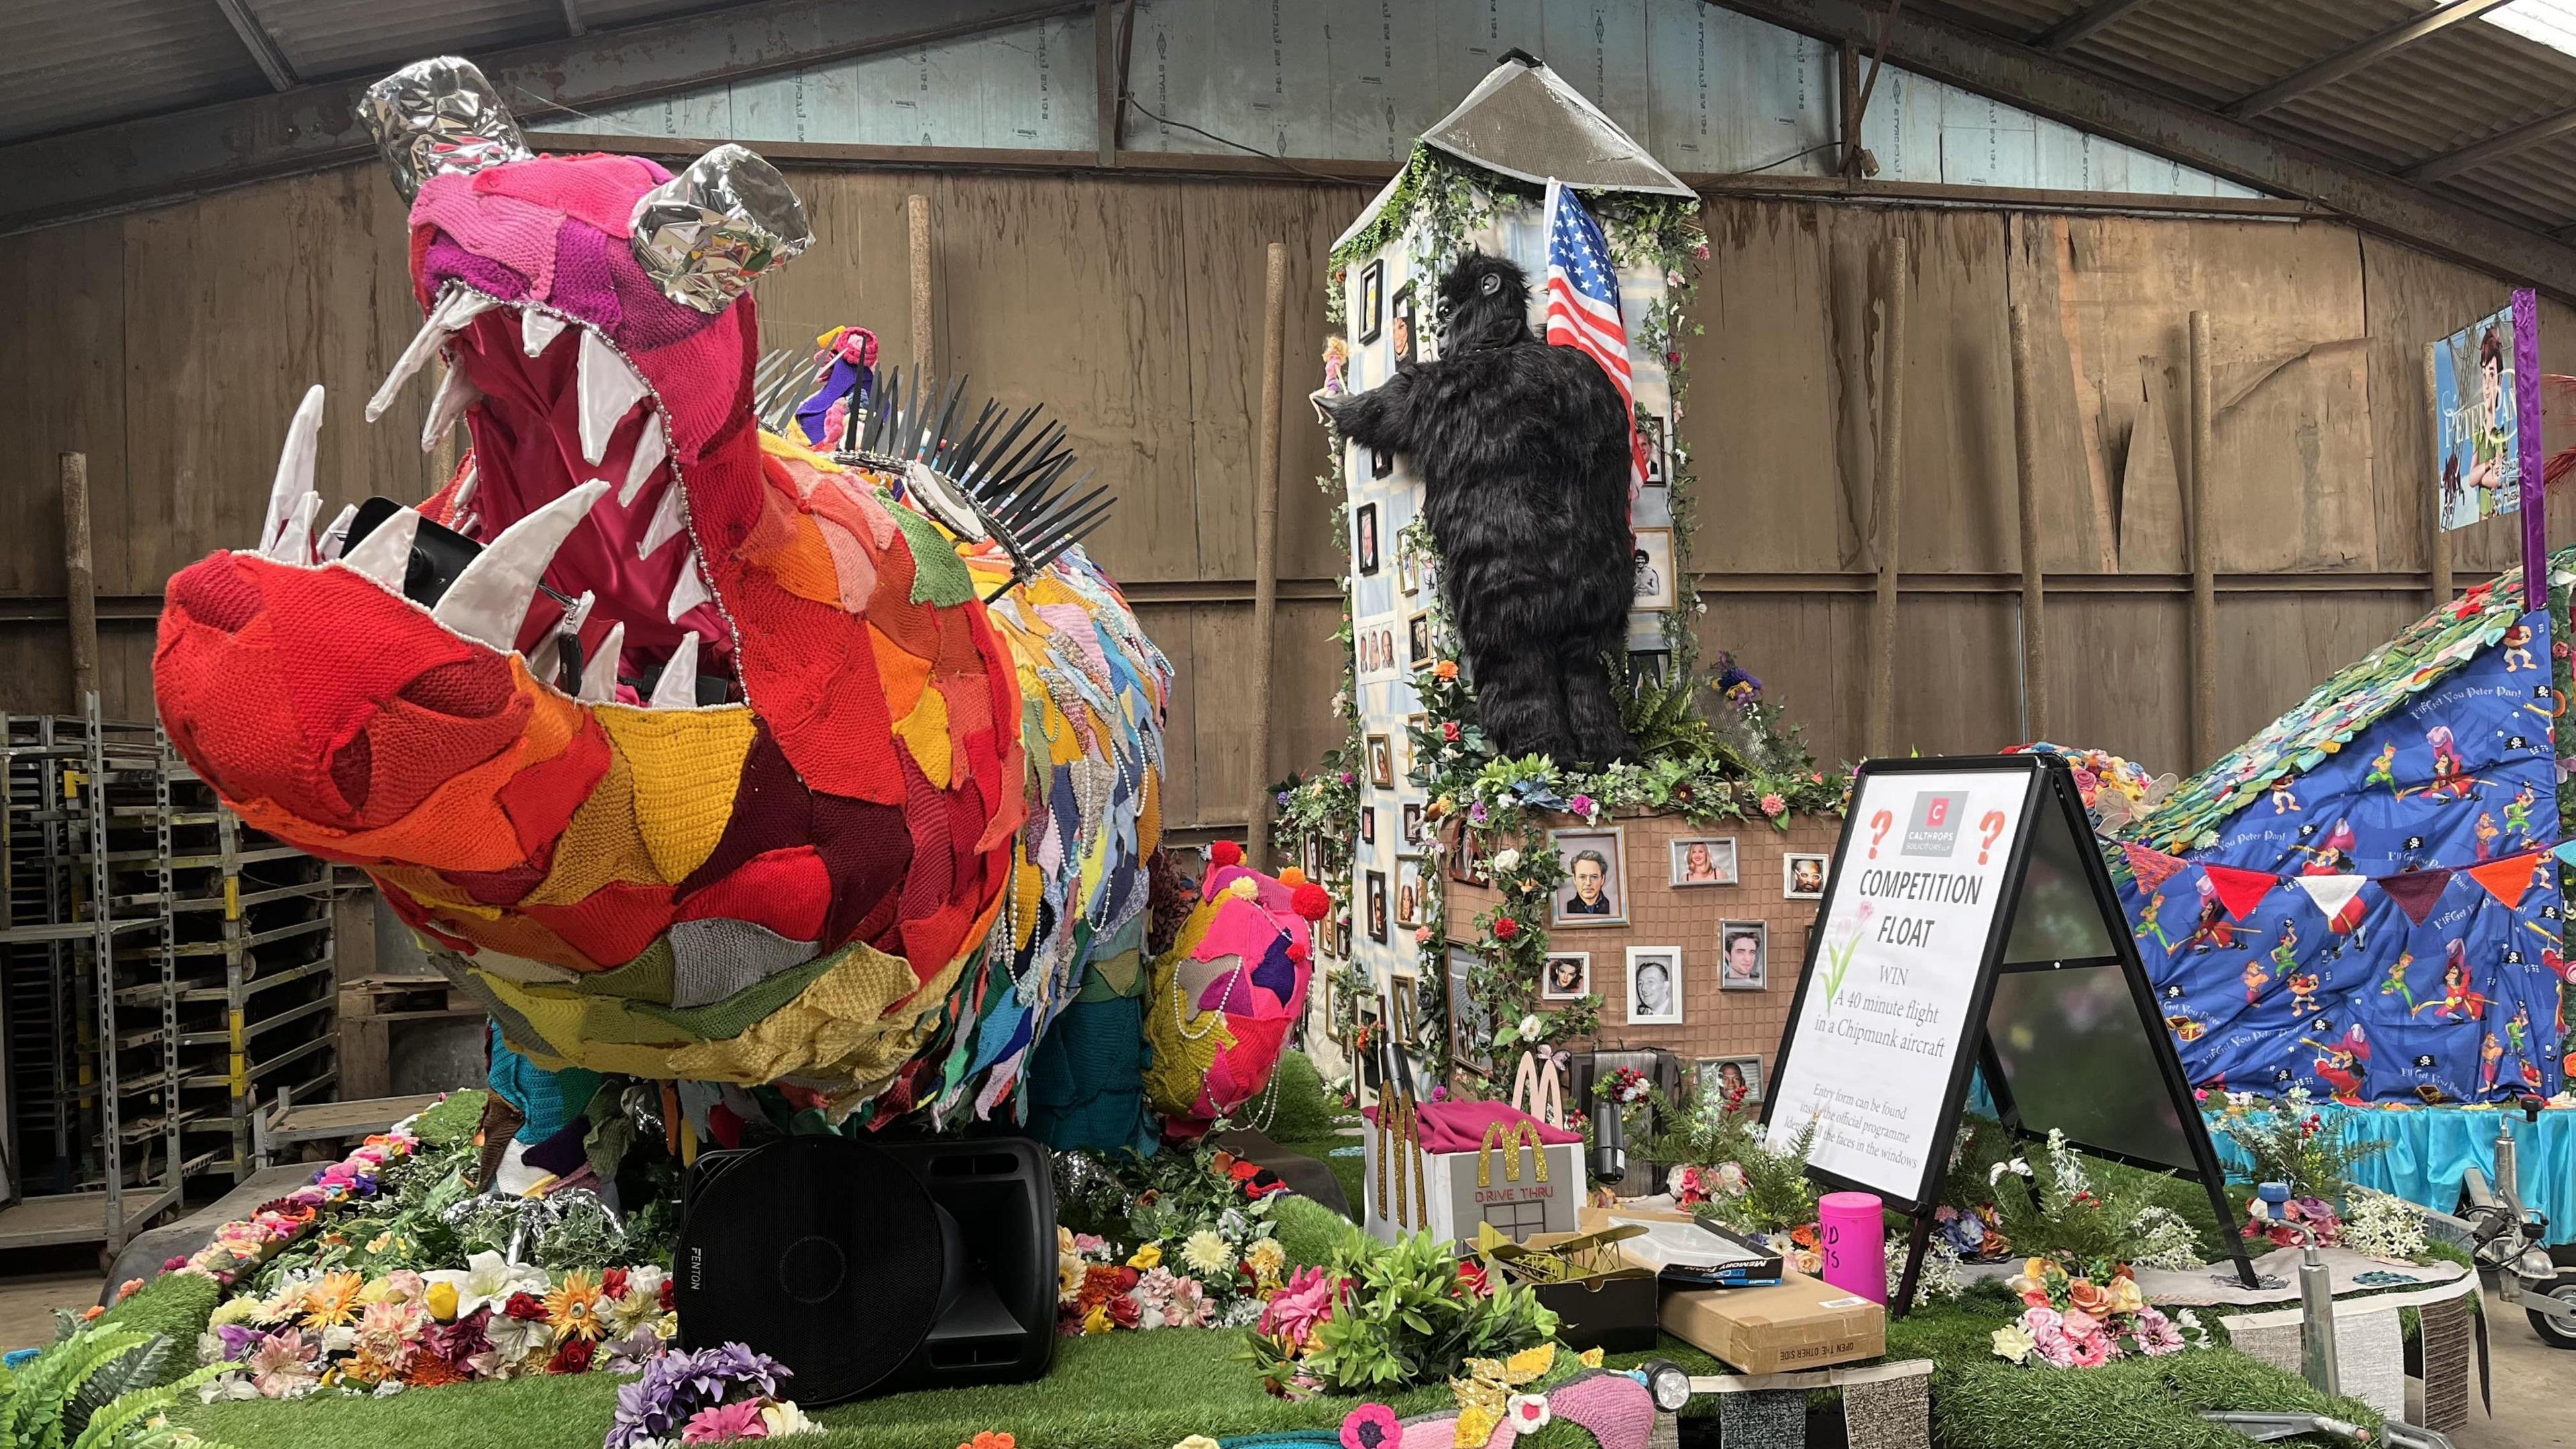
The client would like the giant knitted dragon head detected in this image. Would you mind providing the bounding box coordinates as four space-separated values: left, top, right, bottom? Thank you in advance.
152 58 1169 1123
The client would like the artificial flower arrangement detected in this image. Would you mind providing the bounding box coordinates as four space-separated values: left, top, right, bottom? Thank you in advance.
172 1127 428 1287
196 1254 680 1399
1246 1230 1557 1401
2202 1087 2387 1248
1598 1067 1653 1107
1982 1130 2207 1275
606 1343 823 1448
1052 1145 1294 1336
1988 1256 2208 1369
1334 1341 1661 1449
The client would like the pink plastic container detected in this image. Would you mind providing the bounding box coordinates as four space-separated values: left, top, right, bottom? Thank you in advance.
1817 1190 1887 1303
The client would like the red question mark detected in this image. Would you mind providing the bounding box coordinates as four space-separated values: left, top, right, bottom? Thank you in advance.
1976 810 2007 865
1867 809 1894 859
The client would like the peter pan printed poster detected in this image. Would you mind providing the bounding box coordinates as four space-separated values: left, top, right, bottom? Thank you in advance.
2433 305 2522 532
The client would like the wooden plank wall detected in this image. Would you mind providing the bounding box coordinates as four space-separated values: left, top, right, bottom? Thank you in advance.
3 164 2568 823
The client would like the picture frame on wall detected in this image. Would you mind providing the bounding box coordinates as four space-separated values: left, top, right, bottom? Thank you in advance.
1448 827 1488 885
1638 413 1668 486
1627 650 1668 688
1354 502 1381 576
1719 920 1768 991
1542 951 1590 1001
1359 806 1377 846
1366 734 1395 788
1784 853 1828 900
1402 802 1424 847
1356 258 1385 344
1702 1055 1764 1105
1397 549 1420 596
1366 869 1389 944
1670 837 1738 887
1393 280 1418 366
1548 826 1627 927
1371 447 1394 480
1631 527 1676 611
1625 947 1682 1025
1448 945 1493 1077
1395 857 1424 929
1407 610 1434 670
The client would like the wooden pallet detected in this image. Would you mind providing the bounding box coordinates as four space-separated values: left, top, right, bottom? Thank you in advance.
337 973 482 1099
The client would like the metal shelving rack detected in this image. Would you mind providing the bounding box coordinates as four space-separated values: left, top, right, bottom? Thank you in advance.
163 762 336 1183
0 697 184 1250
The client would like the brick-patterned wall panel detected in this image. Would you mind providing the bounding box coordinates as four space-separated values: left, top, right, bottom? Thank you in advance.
1448 811 1845 1095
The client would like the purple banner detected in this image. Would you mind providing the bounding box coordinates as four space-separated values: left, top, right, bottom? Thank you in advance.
2516 286 2546 609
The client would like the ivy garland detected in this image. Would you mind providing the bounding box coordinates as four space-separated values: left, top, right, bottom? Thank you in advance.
1274 147 1843 1091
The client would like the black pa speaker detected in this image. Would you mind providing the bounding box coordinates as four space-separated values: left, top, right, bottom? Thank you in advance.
675 1134 1057 1405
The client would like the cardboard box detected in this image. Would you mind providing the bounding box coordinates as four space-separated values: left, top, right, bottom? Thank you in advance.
1657 1270 1886 1375
1511 1232 1660 1354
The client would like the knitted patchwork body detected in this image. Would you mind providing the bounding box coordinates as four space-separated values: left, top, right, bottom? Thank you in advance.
152 142 1168 1121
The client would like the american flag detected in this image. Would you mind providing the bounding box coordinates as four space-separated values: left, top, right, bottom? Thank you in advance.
1544 178 1651 494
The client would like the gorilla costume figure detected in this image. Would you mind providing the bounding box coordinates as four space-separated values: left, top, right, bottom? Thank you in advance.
1320 251 1635 767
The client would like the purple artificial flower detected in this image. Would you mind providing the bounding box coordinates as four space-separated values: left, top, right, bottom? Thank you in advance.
606 1345 790 1449
213 1322 265 1360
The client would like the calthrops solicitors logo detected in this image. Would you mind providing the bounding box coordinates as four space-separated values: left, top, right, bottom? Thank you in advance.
1902 791 1968 857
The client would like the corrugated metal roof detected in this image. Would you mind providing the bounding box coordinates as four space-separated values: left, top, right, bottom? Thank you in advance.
0 0 755 146
1931 0 2576 228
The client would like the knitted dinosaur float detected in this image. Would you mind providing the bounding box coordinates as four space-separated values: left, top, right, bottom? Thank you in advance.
150 58 1306 1142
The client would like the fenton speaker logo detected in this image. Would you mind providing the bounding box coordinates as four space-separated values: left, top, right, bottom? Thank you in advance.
1901 791 1968 857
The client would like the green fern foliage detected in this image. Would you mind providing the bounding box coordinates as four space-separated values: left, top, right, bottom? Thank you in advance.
0 1324 235 1449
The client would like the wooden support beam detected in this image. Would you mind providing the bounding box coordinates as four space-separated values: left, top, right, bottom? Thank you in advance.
2426 342 2455 607
2008 301 2048 742
1242 242 1289 870
59 452 97 712
1869 231 1910 759
908 193 936 380
2188 311 2218 766
2033 0 2169 53
2225 0 2516 119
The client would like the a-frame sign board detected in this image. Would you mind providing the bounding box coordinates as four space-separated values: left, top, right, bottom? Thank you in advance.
1761 755 2258 1315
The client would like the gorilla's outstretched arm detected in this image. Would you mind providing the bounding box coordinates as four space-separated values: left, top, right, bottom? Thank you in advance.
1318 366 1425 455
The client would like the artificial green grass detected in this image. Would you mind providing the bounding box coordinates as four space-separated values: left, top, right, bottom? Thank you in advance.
93 1269 222 1381
1269 1193 1358 1269
178 1327 1456 1449
1261 1053 1342 1142
411 1088 490 1148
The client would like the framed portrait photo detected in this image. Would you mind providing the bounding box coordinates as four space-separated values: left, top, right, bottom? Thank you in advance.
1359 806 1377 846
1627 649 1668 688
1784 853 1829 900
1356 258 1385 344
1366 869 1389 944
1401 802 1425 848
1718 920 1768 991
1397 549 1420 596
1393 280 1418 366
1541 951 1590 1001
1370 446 1394 480
1548 826 1627 927
1631 527 1676 611
1395 857 1424 929
1638 414 1668 486
1366 734 1395 788
1670 836 1739 887
1447 945 1492 1076
1701 1055 1764 1105
1407 610 1434 670
1354 502 1381 576
1625 947 1682 1025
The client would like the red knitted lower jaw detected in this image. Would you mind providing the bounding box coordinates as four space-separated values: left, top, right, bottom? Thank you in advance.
429 301 735 702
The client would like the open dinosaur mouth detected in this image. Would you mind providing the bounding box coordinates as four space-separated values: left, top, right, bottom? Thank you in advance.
254 282 735 710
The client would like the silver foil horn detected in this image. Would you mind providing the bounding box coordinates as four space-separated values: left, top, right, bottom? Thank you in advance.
363 57 532 203
629 144 812 313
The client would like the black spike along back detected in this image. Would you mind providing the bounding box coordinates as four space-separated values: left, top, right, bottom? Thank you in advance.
837 365 1113 603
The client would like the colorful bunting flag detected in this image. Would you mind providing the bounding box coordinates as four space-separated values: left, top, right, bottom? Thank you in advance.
2123 843 2186 892
2377 868 2454 926
2291 873 2367 925
2466 857 2538 912
2202 864 2280 921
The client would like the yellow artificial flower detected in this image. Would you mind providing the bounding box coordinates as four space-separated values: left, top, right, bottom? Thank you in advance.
2105 1275 2145 1316
1128 1242 1163 1271
1174 1438 1221 1449
545 1271 608 1342
1244 1238 1285 1290
300 1272 364 1329
1180 1230 1232 1276
424 1281 460 1323
1081 1303 1113 1336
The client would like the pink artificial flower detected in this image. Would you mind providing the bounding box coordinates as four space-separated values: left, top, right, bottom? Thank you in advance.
1759 794 1787 818
2021 1307 2063 1338
2059 1309 2100 1340
2029 1325 2077 1368
1568 794 1597 818
1260 1267 1340 1348
1413 926 1432 945
2069 1334 2112 1368
681 1399 769 1442
1340 1403 1401 1449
